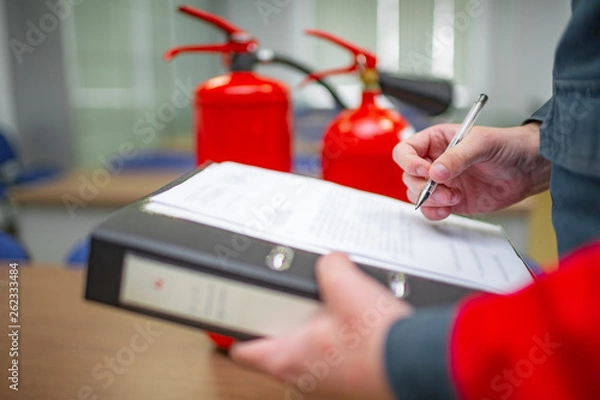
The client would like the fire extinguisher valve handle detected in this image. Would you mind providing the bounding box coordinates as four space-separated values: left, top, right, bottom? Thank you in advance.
302 29 378 85
164 5 258 61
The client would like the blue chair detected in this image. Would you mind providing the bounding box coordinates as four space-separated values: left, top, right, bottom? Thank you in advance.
0 133 17 166
0 129 62 232
0 230 29 262
0 133 19 201
0 129 62 185
65 237 91 268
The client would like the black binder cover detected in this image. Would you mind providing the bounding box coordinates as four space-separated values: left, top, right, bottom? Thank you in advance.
85 165 475 340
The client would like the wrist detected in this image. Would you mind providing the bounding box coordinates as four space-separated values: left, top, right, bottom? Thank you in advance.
384 306 458 400
520 122 551 195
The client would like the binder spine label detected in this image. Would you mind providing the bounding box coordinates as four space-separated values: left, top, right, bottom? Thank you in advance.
119 253 321 337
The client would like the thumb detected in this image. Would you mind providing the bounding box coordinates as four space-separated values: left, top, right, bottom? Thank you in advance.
316 252 395 316
429 128 493 182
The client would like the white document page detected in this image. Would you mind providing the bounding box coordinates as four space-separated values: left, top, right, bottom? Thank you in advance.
145 162 534 293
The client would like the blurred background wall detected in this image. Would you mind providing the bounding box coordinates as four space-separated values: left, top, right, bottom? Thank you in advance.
0 0 17 137
1 0 571 171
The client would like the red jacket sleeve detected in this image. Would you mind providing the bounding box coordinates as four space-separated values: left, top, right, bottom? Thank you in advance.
451 241 600 400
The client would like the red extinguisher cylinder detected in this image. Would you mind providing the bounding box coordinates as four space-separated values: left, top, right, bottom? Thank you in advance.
322 91 410 201
196 72 291 172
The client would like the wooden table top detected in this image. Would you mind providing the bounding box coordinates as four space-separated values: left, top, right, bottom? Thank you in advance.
0 266 286 400
10 170 186 207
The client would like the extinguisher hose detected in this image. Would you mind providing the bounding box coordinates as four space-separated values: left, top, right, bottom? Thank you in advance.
378 72 453 116
255 50 348 109
254 51 454 116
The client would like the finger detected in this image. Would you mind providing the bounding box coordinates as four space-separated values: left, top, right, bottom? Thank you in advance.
408 188 453 220
403 173 461 207
393 142 430 177
229 337 281 375
408 186 451 220
406 187 418 204
394 124 464 177
430 185 461 206
430 127 495 183
402 171 426 194
316 253 393 316
420 205 452 221
401 124 455 158
230 312 331 380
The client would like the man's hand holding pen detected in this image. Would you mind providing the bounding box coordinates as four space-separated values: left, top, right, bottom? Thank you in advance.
393 121 551 220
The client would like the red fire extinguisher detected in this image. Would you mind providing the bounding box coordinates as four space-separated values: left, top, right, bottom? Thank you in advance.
165 5 295 351
304 29 413 202
165 5 292 172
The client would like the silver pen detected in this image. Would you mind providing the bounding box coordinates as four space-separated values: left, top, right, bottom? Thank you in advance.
415 93 489 210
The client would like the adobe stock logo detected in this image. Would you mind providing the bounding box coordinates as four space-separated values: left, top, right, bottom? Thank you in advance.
9 0 86 65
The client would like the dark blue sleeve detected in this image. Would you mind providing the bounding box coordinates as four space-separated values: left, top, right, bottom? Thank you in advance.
524 99 552 125
384 306 458 400
539 0 600 179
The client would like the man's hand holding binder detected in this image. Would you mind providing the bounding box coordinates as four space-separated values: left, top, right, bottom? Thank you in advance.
231 252 409 400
